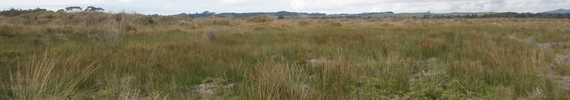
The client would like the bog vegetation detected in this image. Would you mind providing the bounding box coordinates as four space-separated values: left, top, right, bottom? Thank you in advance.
1 9 570 99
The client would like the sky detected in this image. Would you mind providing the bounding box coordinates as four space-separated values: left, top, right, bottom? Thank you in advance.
1 0 569 15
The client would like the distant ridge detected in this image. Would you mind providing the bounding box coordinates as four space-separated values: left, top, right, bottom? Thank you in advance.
545 9 570 14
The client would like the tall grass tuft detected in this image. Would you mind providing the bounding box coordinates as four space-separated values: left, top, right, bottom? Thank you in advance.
202 28 219 44
8 53 100 99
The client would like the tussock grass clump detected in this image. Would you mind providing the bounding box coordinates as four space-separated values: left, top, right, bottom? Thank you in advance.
199 18 231 26
298 20 310 25
317 20 342 27
0 50 22 56
0 24 16 38
0 24 43 38
209 18 231 26
7 53 100 99
131 15 154 26
248 15 272 23
28 37 51 45
416 38 448 57
365 18 381 22
155 16 181 25
202 28 219 44
71 12 134 42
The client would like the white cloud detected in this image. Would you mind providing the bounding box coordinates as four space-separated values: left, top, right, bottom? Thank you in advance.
291 0 467 12
482 4 500 11
164 2 175 8
221 0 251 5
459 3 481 11
221 0 283 6
0 0 105 6
380 2 453 13
116 0 134 3
291 0 570 13
291 0 343 10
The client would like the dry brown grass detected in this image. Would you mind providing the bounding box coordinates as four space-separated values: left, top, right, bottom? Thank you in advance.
155 16 182 25
417 38 447 51
248 15 272 23
316 20 343 27
0 24 16 38
130 15 155 26
202 27 219 44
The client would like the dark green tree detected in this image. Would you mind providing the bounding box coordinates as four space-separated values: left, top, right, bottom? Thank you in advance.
84 6 104 12
65 6 82 12
56 9 65 13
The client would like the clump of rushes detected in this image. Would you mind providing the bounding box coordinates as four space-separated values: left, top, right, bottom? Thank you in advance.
202 28 219 44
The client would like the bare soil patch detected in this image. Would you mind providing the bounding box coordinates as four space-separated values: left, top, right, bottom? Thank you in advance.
507 35 533 44
188 78 234 100
538 42 567 50
554 55 570 66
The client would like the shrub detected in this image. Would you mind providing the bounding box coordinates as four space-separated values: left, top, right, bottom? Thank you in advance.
206 18 230 26
0 24 37 38
132 15 154 25
0 24 15 38
156 16 180 25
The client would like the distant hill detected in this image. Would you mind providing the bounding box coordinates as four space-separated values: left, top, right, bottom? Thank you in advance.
163 10 570 19
172 11 327 18
171 11 397 18
545 9 570 14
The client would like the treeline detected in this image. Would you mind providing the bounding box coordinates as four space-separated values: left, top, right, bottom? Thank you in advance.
172 11 215 18
422 12 570 19
0 6 105 17
0 8 48 17
219 11 325 18
172 11 326 18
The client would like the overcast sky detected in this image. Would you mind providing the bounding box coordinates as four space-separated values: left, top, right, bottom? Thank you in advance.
1 0 569 15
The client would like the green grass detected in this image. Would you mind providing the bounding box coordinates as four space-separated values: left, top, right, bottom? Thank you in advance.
1 12 570 99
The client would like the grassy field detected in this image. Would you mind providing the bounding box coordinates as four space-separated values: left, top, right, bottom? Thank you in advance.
1 11 570 99
353 12 495 18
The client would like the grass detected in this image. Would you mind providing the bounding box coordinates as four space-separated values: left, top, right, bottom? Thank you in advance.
1 11 570 99
362 12 497 18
